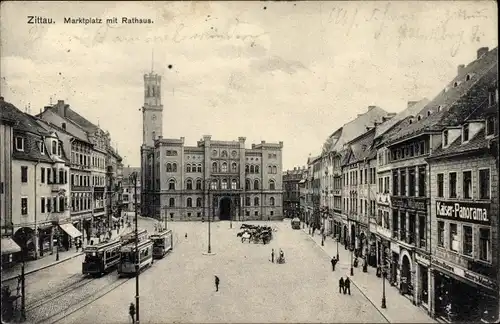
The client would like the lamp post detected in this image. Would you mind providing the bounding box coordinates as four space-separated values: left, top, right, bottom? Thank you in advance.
56 226 60 261
129 172 140 324
350 235 354 276
203 178 213 255
336 231 339 261
20 228 26 321
381 248 387 309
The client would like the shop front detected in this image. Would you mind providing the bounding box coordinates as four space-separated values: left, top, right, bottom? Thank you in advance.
415 253 431 309
399 249 414 300
1 237 21 269
57 222 83 251
432 258 498 323
36 224 53 258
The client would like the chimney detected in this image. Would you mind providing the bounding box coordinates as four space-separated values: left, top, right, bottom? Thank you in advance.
64 104 69 117
477 47 489 59
457 64 465 74
407 101 418 109
367 105 376 111
0 96 4 102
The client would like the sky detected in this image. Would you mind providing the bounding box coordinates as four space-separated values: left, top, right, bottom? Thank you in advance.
1 1 497 170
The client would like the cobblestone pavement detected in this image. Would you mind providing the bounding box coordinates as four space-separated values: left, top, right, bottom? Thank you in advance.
303 227 436 323
60 220 389 324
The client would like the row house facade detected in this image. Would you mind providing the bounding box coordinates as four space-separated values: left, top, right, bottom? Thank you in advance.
303 158 314 225
282 166 306 219
1 98 74 264
122 167 141 213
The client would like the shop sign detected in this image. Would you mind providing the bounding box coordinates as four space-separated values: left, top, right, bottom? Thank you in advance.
390 241 399 254
391 197 427 212
377 193 391 206
436 201 490 225
433 258 497 290
415 253 430 265
433 258 455 273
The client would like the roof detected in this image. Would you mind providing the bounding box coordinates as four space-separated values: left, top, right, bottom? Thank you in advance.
429 129 491 159
63 106 99 131
123 167 141 179
374 98 430 139
384 47 498 146
1 100 50 136
327 106 389 153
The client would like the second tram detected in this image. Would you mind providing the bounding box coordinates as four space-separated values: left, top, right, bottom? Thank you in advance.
82 240 122 277
150 229 173 259
117 239 154 276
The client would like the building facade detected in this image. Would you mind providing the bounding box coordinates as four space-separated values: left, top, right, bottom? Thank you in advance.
122 167 141 213
283 167 306 219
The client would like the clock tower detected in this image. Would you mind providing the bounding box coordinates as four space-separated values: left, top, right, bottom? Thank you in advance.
142 72 163 146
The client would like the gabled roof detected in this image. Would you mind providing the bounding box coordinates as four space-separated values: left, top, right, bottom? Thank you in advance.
349 128 376 163
1 100 50 136
375 98 430 139
384 47 498 146
63 106 99 131
430 129 491 159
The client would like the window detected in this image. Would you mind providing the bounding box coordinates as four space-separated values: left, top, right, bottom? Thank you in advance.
408 168 416 196
479 228 491 261
197 164 202 173
437 221 444 247
419 215 426 248
196 198 202 207
392 170 399 195
479 169 490 199
168 180 175 190
186 179 193 190
187 198 192 207
212 162 218 173
254 197 259 206
360 170 363 184
462 124 469 142
166 163 172 172
221 150 228 158
489 88 497 106
15 137 24 151
231 179 237 190
169 198 175 207
443 130 449 146
245 179 251 190
449 172 457 198
255 211 258 216
59 170 64 185
418 167 426 197
21 166 28 183
232 163 237 172
41 197 46 213
196 180 202 190
245 165 249 173
52 140 57 154
59 196 65 212
39 141 45 154
221 163 228 173
255 165 260 173
463 171 472 199
272 166 277 174
187 164 191 173
245 197 251 206
437 173 444 197
221 179 228 190
172 163 177 172
170 213 174 219
486 116 495 136
400 169 406 196
254 180 259 190
21 197 28 215
270 197 275 206
211 180 217 190
463 226 473 256
269 180 275 190
449 223 458 252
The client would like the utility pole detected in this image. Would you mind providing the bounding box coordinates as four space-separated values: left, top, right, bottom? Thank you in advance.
21 229 26 321
132 172 140 324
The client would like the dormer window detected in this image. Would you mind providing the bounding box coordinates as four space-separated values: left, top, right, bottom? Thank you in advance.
488 88 498 106
462 124 469 142
52 140 57 155
417 115 422 121
466 74 471 81
486 116 495 137
453 81 459 88
437 105 442 112
409 119 413 124
15 137 24 151
443 130 449 147
39 141 45 154
427 110 432 117
57 142 62 156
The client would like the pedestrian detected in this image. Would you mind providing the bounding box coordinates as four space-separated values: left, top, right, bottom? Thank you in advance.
345 276 351 295
331 256 337 271
214 275 220 292
339 277 344 293
271 249 275 263
75 239 79 252
129 302 136 323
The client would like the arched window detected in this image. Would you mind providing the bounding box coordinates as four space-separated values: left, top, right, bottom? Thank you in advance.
166 163 172 172
186 179 193 190
187 197 192 207
255 165 260 173
212 162 218 173
268 165 272 173
245 197 251 206
245 165 249 173
245 179 251 190
196 197 202 207
196 179 202 190
187 164 191 172
221 162 228 172
254 180 259 190
231 162 237 172
269 179 275 190
272 166 277 174
221 150 228 157
169 198 175 207
221 179 228 190
168 179 176 190
254 197 259 206
270 197 275 206
250 165 255 173
211 180 218 190
172 163 177 172
197 164 202 173
231 179 237 190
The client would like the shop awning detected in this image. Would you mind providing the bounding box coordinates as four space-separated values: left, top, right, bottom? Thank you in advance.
59 223 82 238
1 238 21 255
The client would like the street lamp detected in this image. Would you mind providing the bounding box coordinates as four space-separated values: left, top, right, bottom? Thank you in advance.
203 178 214 255
381 248 387 309
336 231 339 261
129 172 140 324
350 236 354 276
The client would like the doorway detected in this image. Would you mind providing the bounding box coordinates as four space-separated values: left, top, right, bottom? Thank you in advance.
219 197 231 220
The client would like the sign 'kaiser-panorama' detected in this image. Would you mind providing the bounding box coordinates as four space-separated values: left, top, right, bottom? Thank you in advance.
436 201 490 225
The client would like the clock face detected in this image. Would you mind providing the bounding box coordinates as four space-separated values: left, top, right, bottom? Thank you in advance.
152 114 157 120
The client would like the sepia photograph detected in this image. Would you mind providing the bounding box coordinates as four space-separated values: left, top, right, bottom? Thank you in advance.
0 1 498 323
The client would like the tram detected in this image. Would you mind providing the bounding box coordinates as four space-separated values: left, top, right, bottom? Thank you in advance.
117 239 154 276
82 240 122 277
150 229 173 259
120 228 148 245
